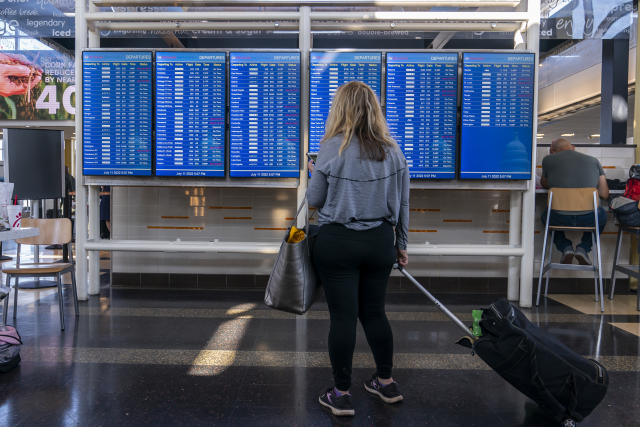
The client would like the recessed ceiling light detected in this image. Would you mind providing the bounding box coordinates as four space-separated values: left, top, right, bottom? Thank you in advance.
589 134 600 138
536 133 544 137
561 133 575 137
536 136 544 139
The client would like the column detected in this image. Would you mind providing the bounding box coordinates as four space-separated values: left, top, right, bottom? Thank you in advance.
600 38 630 145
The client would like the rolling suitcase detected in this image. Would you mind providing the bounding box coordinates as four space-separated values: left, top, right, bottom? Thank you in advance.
397 266 608 426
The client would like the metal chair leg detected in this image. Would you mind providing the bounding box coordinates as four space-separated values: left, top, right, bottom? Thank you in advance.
592 234 599 303
544 231 554 297
538 194 555 306
2 274 9 325
56 273 65 331
536 253 546 306
536 225 551 306
71 270 79 316
609 226 623 300
594 231 605 313
12 277 18 319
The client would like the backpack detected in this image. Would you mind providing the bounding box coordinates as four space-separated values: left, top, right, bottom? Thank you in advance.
611 196 640 227
623 165 640 201
0 325 21 373
623 178 640 201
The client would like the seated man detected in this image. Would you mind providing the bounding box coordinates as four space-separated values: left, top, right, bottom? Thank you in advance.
541 138 609 265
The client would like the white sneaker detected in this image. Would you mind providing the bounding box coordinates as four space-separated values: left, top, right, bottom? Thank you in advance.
574 247 591 265
561 247 574 264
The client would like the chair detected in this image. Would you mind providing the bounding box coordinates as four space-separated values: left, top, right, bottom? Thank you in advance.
608 223 640 311
2 218 78 330
536 188 605 312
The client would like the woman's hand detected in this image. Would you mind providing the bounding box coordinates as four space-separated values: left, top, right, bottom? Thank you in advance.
308 159 315 175
396 248 408 267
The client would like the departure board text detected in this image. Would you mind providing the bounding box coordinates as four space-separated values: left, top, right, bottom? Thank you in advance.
82 51 152 176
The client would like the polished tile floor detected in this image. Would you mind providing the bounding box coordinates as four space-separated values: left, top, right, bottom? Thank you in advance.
1 257 640 426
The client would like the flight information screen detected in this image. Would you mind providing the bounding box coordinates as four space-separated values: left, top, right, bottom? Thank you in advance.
386 52 458 179
229 52 300 178
309 51 381 153
460 52 535 180
82 51 152 176
155 52 226 177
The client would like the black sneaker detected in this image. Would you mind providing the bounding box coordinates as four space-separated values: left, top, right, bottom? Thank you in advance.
318 387 355 416
363 375 404 404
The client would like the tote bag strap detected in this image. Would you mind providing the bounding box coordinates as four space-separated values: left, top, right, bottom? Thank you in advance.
289 196 316 233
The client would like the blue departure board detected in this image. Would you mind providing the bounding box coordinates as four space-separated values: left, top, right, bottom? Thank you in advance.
309 52 381 153
386 52 458 179
82 51 152 176
460 52 535 180
155 52 226 177
229 52 300 178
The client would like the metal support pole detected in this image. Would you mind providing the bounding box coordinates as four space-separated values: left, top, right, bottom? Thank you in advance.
94 21 520 32
297 7 310 228
32 200 40 267
75 0 89 301
86 11 300 21
88 22 101 47
87 0 101 297
62 191 71 262
88 187 100 295
84 10 528 22
295 11 311 420
91 0 522 7
312 11 529 21
519 0 540 308
507 191 522 301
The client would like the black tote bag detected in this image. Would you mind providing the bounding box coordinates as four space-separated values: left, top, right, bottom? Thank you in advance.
264 198 319 314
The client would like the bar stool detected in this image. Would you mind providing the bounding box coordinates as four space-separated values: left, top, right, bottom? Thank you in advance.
2 218 78 330
536 188 605 312
608 223 640 311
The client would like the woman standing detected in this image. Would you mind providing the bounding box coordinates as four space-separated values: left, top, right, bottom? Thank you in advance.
308 81 410 417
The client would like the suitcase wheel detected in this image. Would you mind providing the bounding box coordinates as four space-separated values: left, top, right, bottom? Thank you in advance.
456 336 474 349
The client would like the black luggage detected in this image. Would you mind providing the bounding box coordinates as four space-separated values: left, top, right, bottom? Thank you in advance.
474 299 608 424
611 196 640 227
397 266 608 426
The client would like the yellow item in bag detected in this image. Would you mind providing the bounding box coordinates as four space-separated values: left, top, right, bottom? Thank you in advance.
287 226 306 243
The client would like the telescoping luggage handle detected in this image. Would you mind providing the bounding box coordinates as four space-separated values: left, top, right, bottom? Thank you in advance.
394 264 476 340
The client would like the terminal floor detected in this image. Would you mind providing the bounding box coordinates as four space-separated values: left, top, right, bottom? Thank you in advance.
1 270 640 426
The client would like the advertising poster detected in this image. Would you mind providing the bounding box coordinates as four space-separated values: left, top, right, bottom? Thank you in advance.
540 0 633 38
0 49 75 120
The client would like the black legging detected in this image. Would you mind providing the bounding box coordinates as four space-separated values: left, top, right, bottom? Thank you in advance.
312 222 396 390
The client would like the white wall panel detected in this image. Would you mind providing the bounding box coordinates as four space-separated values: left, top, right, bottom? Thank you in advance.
111 147 635 278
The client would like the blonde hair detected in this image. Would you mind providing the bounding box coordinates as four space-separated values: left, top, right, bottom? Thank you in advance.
322 81 396 161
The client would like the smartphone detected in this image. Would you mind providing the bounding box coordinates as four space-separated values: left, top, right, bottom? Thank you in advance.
306 152 317 178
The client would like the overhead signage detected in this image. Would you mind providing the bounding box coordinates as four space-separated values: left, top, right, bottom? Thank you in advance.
0 49 75 120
